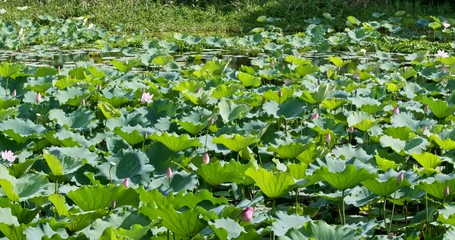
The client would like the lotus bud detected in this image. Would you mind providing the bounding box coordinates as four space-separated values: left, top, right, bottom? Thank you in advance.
311 113 319 120
166 167 174 179
35 92 42 103
393 106 400 115
270 59 275 67
111 200 116 209
396 171 404 184
11 89 16 97
278 89 283 98
203 152 210 164
445 186 450 197
122 178 129 188
210 116 215 125
241 207 254 222
347 126 354 133
81 98 86 106
98 85 102 91
325 132 331 143
422 125 428 132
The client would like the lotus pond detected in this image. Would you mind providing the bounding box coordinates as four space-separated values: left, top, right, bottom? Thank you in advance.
0 12 455 240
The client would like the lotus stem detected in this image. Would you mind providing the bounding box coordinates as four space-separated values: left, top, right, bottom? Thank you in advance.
342 190 346 225
388 185 398 234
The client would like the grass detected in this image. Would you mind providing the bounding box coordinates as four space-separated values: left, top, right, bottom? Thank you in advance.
1 0 455 37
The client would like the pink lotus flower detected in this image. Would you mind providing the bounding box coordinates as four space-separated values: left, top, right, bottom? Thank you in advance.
122 178 129 188
241 207 254 222
203 153 210 164
11 89 16 97
325 132 331 143
166 167 174 179
311 113 319 120
393 107 400 115
35 92 42 103
436 50 449 58
1 150 16 163
140 92 153 104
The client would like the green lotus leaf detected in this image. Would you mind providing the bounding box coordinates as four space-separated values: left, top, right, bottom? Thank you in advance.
181 90 211 106
284 220 362 240
101 149 154 183
43 150 84 176
380 135 405 154
24 222 68 239
177 121 206 135
314 164 375 191
421 97 455 119
343 186 377 207
438 206 455 227
412 152 441 169
329 56 345 67
111 58 141 73
49 108 97 130
173 189 228 209
48 194 69 217
211 83 242 99
46 146 99 165
245 167 294 199
296 144 317 164
67 185 139 211
114 126 151 145
263 88 293 104
0 173 48 202
146 206 207 239
0 223 25 240
0 62 23 79
67 210 109 232
97 100 121 119
430 134 455 151
417 174 455 200
0 208 20 227
212 134 260 152
0 118 45 143
24 76 54 92
151 132 201 152
295 64 319 77
390 112 419 130
383 126 412 141
49 129 92 147
269 142 308 159
404 137 429 154
0 107 17 123
332 144 372 162
198 160 252 185
237 71 261 87
347 111 378 131
54 87 90 106
211 218 245 239
278 97 306 119
272 211 311 237
218 99 251 124
361 169 408 197
321 98 346 110
375 153 400 171
360 103 385 114
34 67 58 78
152 55 174 66
99 88 132 107
115 224 151 240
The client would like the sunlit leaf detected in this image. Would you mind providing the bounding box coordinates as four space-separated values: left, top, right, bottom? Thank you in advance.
245 167 294 199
